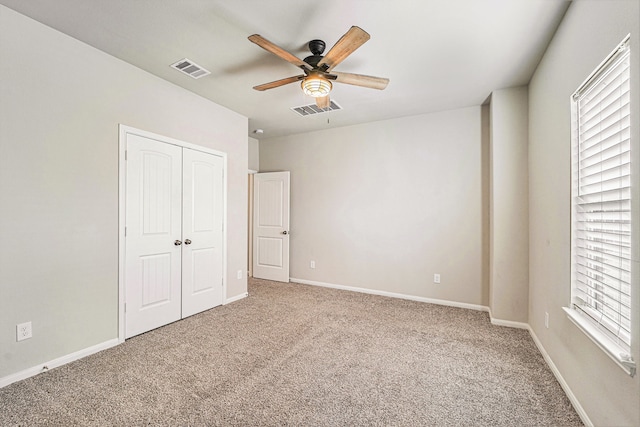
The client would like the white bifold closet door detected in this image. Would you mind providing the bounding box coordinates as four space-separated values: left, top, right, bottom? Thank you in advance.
181 147 224 317
125 134 223 338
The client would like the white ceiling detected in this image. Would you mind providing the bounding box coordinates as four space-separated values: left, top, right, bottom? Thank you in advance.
0 0 570 139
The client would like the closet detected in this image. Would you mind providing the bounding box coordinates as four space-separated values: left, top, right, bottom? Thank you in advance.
122 129 224 338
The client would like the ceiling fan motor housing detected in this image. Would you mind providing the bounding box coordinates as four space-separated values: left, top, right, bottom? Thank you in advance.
304 55 324 68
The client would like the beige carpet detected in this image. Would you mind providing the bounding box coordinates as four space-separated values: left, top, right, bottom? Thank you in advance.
0 278 582 426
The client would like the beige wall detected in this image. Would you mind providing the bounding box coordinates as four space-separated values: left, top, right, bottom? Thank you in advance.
528 0 639 425
480 104 491 308
248 137 259 172
260 107 488 306
0 6 248 379
489 87 529 323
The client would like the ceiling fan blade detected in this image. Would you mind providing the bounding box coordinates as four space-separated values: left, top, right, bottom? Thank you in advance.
316 95 330 109
248 34 310 70
253 75 304 91
331 72 389 90
317 26 370 71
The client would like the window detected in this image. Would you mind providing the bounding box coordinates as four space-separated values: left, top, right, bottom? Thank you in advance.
566 35 635 377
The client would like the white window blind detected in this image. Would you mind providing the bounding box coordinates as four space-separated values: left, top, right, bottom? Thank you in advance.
570 37 633 367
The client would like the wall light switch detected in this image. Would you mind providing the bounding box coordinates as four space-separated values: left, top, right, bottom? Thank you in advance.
310 260 315 269
545 312 549 328
434 274 441 284
237 270 243 280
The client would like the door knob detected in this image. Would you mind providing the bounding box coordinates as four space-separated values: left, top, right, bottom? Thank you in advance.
174 240 182 246
184 239 192 245
282 230 289 235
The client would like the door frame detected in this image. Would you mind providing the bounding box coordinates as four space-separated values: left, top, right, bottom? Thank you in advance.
118 124 228 343
247 170 257 278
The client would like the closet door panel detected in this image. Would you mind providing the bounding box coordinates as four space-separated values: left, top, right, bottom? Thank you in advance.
182 148 224 317
125 134 182 338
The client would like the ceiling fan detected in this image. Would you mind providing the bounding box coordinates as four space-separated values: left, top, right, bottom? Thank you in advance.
248 26 389 109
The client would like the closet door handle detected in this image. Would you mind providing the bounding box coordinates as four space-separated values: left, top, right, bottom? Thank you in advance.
184 239 192 245
174 240 182 246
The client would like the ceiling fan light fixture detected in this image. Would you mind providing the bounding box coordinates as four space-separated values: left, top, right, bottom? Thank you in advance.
302 74 332 97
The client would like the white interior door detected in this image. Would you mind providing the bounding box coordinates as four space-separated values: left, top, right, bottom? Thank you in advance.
125 135 182 338
253 171 290 282
182 148 224 317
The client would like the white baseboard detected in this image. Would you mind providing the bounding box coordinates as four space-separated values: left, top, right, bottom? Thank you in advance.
490 317 529 329
528 327 592 427
0 338 119 389
225 292 248 304
290 277 488 312
488 309 529 329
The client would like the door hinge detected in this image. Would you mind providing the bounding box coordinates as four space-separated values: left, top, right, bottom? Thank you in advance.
124 226 127 237
124 303 127 313
124 150 127 161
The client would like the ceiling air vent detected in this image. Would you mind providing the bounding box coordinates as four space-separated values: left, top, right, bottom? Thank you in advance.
291 100 342 117
170 58 211 79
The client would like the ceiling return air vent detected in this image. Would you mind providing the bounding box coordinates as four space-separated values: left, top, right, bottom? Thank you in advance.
170 58 211 79
291 100 342 117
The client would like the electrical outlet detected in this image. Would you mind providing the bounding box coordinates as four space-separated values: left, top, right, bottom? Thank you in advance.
237 270 243 280
17 322 32 341
545 312 549 328
434 274 441 284
310 260 315 269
